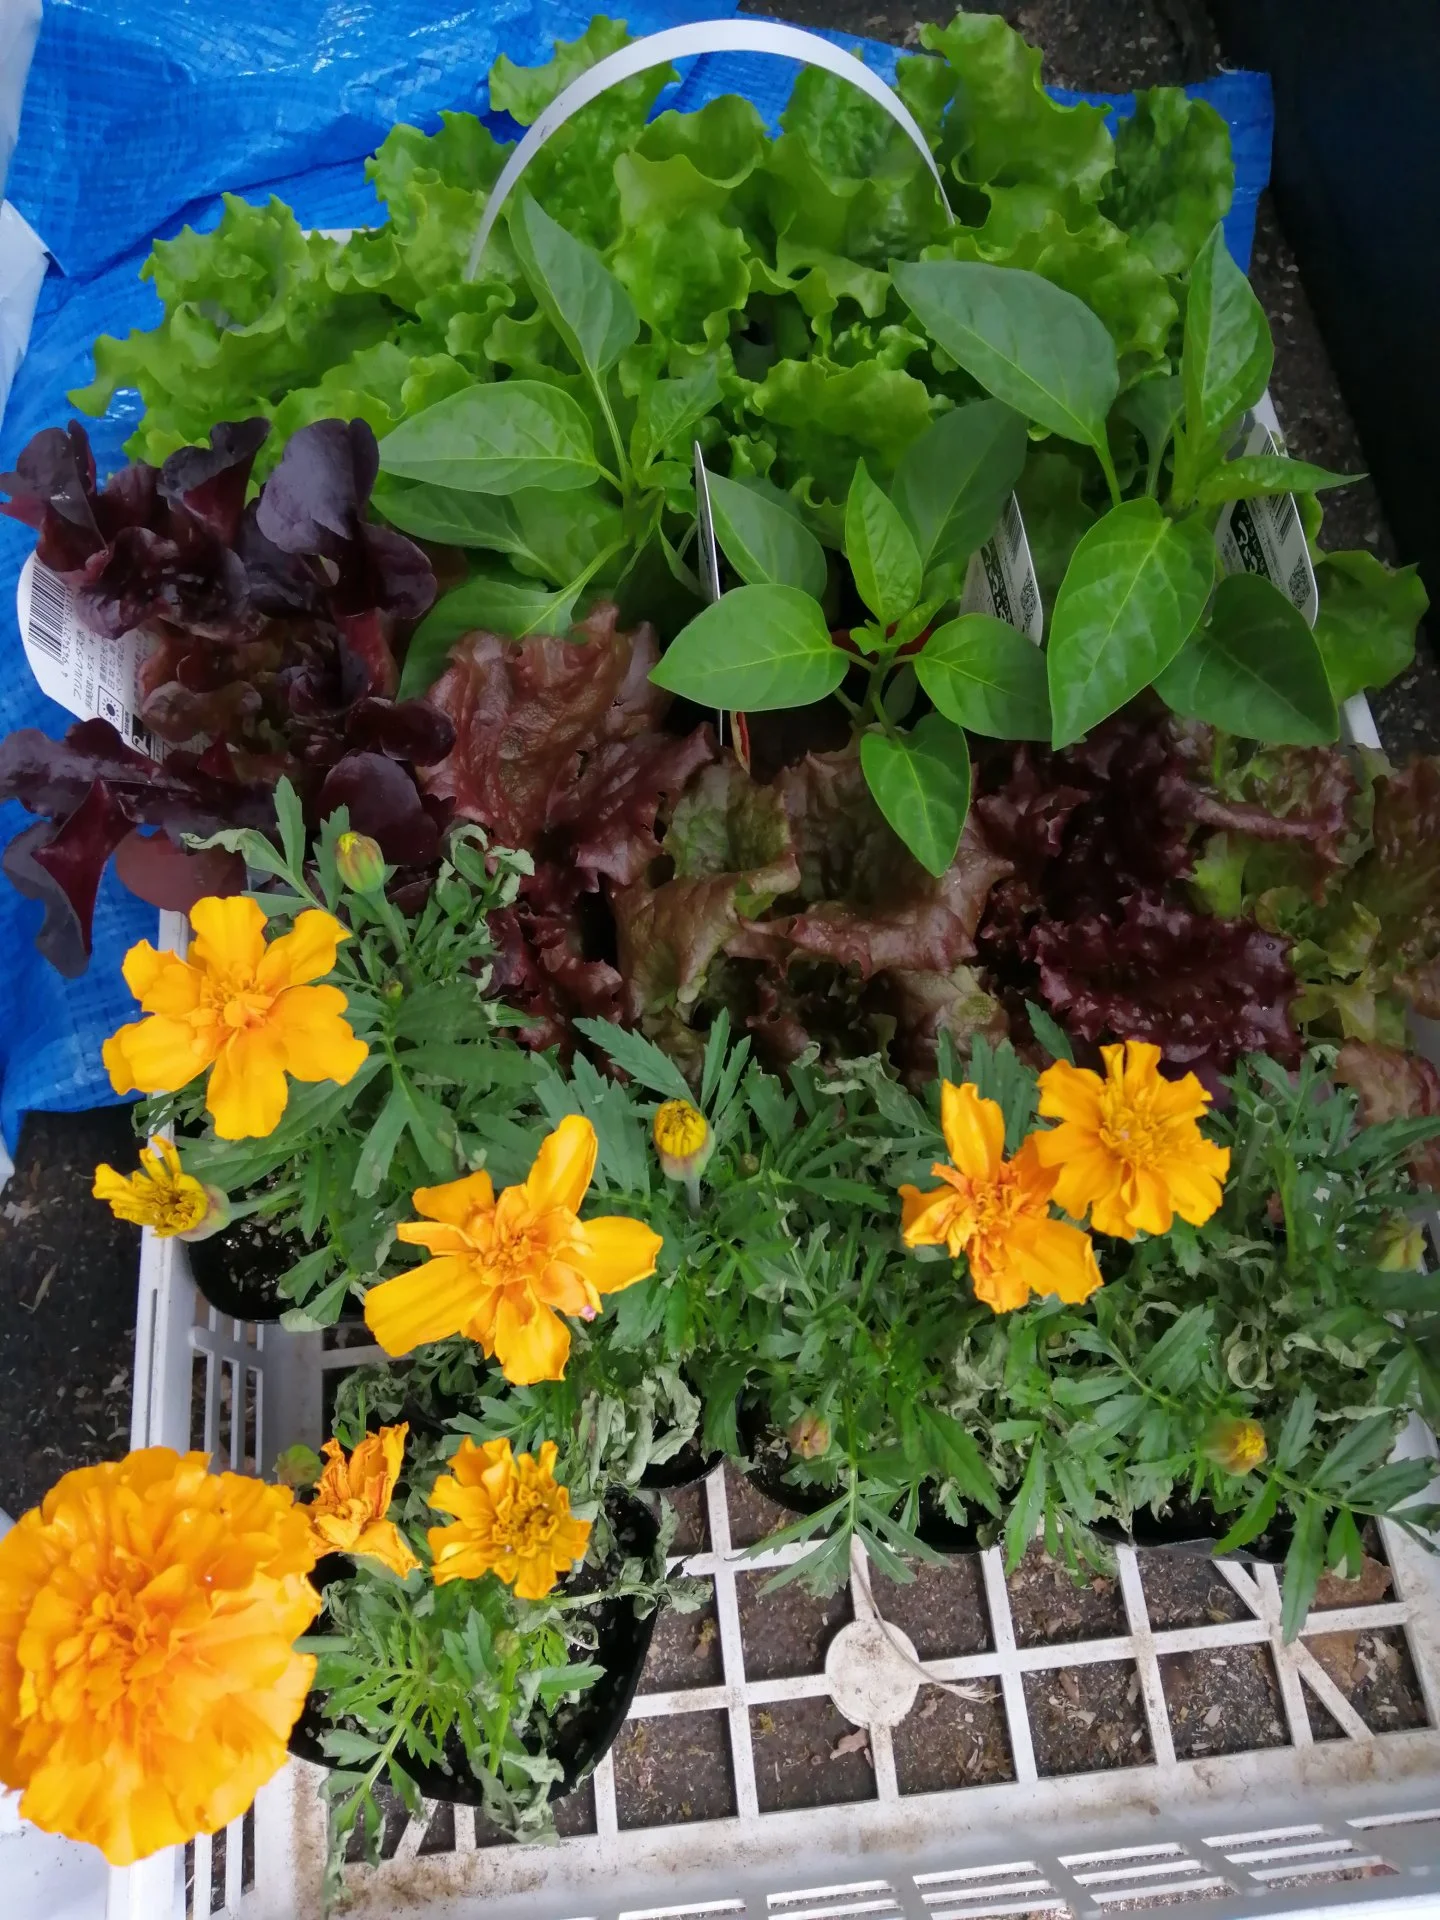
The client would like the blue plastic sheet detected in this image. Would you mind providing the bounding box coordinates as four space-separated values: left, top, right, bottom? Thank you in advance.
0 5 1273 1150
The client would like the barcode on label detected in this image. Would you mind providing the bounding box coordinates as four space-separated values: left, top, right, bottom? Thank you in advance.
28 566 69 663
1271 490 1298 546
1002 492 1024 559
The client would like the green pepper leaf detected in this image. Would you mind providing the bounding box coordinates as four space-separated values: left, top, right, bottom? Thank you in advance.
916 612 1050 739
649 584 845 711
708 472 828 596
378 380 600 493
509 192 638 384
893 259 1119 460
1176 223 1272 491
1047 497 1215 746
1115 373 1183 497
891 399 1029 579
1194 454 1358 509
400 567 589 695
1154 572 1339 745
859 713 972 877
845 458 923 625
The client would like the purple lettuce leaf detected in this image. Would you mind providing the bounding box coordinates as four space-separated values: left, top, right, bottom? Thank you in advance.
1335 1039 1440 1194
1031 890 1300 1086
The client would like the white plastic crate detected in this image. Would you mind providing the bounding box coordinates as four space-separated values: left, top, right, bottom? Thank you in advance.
108 805 1440 1920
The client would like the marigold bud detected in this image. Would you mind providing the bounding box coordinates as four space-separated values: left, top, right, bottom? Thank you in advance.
1204 1416 1268 1475
787 1412 830 1460
274 1443 323 1491
1374 1216 1427 1272
652 1100 712 1180
336 830 386 893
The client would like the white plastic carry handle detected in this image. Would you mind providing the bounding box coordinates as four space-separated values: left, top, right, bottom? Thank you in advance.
465 18 954 279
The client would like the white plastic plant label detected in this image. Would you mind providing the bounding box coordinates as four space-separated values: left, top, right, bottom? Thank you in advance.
1214 414 1319 626
960 492 1044 642
15 550 166 758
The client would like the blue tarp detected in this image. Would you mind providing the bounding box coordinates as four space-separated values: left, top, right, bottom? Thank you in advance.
0 2 1273 1150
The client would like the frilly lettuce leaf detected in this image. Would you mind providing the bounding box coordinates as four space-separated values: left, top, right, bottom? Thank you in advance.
1101 88 1234 277
898 14 1113 201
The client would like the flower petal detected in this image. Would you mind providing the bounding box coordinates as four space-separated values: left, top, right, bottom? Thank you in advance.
493 1292 571 1385
524 1114 597 1218
189 896 269 980
1009 1215 1103 1304
1162 1141 1231 1225
940 1082 1004 1181
900 1182 966 1253
255 909 349 993
125 946 202 1019
267 985 368 1085
572 1217 662 1296
206 1030 290 1140
110 1013 219 1095
410 1170 495 1227
394 1220 476 1254
1035 1058 1105 1130
351 1520 420 1579
364 1256 482 1356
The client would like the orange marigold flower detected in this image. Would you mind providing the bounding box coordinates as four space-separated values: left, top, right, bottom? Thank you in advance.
0 1448 320 1866
309 1424 420 1579
900 1081 1102 1314
364 1115 662 1385
92 1136 216 1237
1033 1042 1231 1240
426 1437 591 1600
102 896 367 1142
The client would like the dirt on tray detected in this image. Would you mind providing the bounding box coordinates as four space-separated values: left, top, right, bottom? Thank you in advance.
1307 1628 1430 1738
737 1569 853 1680
870 1553 992 1658
750 1697 877 1811
1161 1645 1288 1758
1008 1542 1129 1646
893 1681 1013 1794
614 1712 737 1827
640 1581 724 1692
1024 1660 1152 1774
1137 1554 1251 1629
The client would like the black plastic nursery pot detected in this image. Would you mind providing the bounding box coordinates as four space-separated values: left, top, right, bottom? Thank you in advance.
736 1395 841 1516
638 1431 723 1492
1092 1497 1295 1566
187 1217 353 1324
288 1494 660 1807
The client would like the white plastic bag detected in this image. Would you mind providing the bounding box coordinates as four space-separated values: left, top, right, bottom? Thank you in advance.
0 0 45 430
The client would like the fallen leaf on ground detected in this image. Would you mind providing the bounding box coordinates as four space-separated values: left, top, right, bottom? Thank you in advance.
830 1729 870 1760
22 1260 57 1312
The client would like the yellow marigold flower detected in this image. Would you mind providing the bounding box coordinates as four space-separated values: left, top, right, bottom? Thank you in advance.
1204 1416 1268 1475
0 1448 319 1866
426 1437 591 1600
1033 1042 1231 1240
92 1136 216 1237
308 1424 420 1578
900 1081 1102 1314
652 1099 711 1179
364 1115 662 1385
102 896 368 1142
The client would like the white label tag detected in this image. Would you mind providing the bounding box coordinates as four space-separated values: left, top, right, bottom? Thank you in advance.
1213 417 1319 625
960 492 1044 642
16 551 167 759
